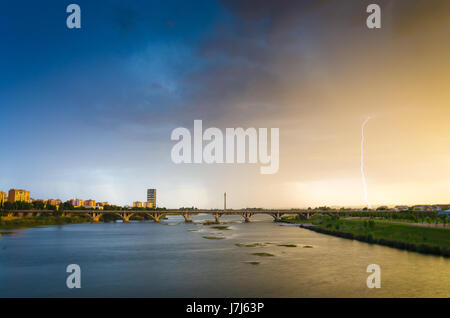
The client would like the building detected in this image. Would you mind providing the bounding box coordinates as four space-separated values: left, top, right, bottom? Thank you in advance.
133 201 143 208
143 201 154 209
0 191 7 206
433 204 450 211
394 205 409 211
84 199 96 208
47 199 62 207
147 189 156 207
68 199 85 208
8 189 31 203
412 205 432 211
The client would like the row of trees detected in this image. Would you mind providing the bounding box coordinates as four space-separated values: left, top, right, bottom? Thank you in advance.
0 201 167 211
293 211 449 225
0 201 75 211
342 211 449 225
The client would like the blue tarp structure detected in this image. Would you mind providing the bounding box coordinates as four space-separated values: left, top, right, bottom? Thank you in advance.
438 209 450 215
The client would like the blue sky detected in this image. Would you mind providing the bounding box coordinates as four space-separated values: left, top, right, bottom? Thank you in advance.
1 0 230 206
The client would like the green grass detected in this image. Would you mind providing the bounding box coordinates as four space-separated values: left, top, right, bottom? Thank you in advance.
251 252 275 257
307 218 450 256
280 215 309 224
235 243 267 247
203 220 219 225
0 216 90 230
210 225 230 230
202 236 225 240
281 214 323 224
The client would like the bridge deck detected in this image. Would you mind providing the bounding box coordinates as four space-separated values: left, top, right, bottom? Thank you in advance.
2 209 394 214
1 209 431 223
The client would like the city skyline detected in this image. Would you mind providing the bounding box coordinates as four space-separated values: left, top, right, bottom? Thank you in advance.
1 185 449 211
1 1 450 208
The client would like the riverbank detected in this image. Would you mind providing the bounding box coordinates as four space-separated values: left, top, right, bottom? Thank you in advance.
0 215 91 230
292 217 450 257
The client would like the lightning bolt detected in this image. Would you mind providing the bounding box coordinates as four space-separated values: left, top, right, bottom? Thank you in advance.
361 117 372 209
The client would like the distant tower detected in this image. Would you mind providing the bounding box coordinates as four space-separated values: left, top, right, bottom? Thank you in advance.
224 192 226 210
147 189 156 208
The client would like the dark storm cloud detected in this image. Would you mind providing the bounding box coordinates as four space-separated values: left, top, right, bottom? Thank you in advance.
93 0 450 135
114 7 136 31
174 0 366 124
184 0 450 112
219 0 450 28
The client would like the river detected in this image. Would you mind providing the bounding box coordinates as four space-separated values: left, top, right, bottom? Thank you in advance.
0 214 449 297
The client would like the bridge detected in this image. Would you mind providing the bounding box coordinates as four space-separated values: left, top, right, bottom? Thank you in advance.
1 209 368 223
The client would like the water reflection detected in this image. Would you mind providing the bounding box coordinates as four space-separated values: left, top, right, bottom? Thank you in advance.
0 214 449 297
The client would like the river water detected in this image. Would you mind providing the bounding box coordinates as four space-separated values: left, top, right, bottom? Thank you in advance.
0 214 449 297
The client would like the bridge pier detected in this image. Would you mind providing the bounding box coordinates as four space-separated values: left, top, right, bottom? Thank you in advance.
298 213 311 220
214 213 222 224
115 212 135 223
88 212 103 222
147 212 166 223
6 212 17 218
182 212 192 223
270 212 285 222
241 212 255 223
25 211 41 217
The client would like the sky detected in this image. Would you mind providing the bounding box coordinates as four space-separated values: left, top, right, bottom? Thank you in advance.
1 0 450 208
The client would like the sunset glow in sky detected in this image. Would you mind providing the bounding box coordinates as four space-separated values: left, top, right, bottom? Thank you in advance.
1 0 449 208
